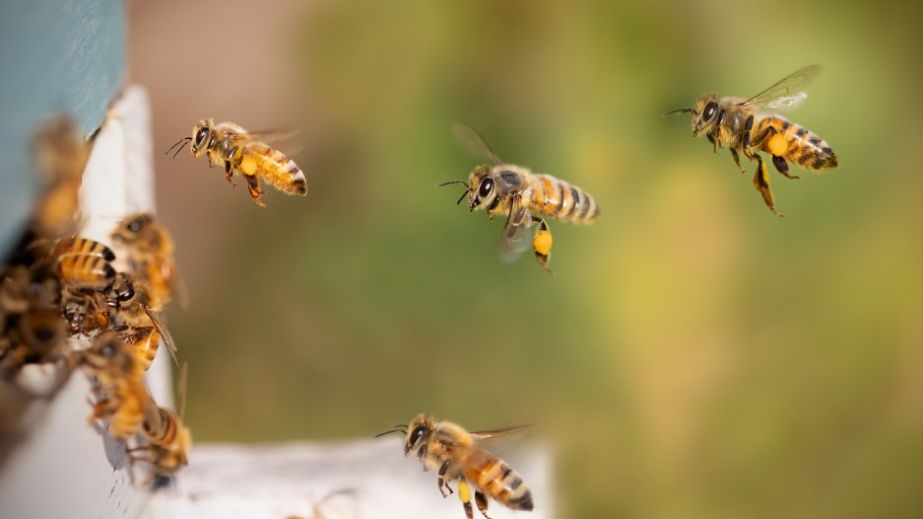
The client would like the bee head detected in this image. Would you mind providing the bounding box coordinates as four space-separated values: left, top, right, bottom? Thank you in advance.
190 119 214 157
691 94 720 137
404 413 434 457
109 273 150 308
467 165 496 212
112 212 153 245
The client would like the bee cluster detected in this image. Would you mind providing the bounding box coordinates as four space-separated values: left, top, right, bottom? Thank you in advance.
0 117 189 481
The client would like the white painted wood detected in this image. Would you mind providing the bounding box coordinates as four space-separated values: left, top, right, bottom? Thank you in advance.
144 440 552 519
0 85 163 519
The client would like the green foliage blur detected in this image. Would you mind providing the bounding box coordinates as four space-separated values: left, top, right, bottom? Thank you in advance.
168 1 923 517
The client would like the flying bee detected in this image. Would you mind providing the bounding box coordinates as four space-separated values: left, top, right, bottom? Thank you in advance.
665 65 838 216
166 118 307 207
79 332 152 440
107 273 177 371
111 213 182 309
442 124 599 273
132 363 191 478
377 414 534 519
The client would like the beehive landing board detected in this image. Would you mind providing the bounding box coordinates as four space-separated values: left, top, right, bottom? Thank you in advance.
144 440 552 519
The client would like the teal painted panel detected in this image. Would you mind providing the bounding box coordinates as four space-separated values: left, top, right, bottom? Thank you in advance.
0 0 125 254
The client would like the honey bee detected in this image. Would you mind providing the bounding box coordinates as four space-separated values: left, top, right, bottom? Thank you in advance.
132 364 191 478
167 119 307 207
377 414 534 519
79 332 152 439
665 65 838 216
443 124 599 273
107 273 177 370
111 213 181 309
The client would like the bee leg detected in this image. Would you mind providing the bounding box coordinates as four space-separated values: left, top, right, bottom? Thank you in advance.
244 174 267 208
475 490 493 519
771 155 800 180
531 217 553 274
707 133 718 154
438 461 454 497
729 148 744 173
752 155 782 217
223 161 238 187
458 480 474 519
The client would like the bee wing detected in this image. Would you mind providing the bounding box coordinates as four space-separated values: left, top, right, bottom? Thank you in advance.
223 128 304 155
470 424 537 443
499 197 533 264
744 65 822 111
145 307 178 365
453 123 503 165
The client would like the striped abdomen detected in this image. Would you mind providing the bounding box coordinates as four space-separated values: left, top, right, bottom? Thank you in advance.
55 238 116 290
755 116 838 170
529 174 599 223
144 407 182 446
236 143 307 196
462 449 534 511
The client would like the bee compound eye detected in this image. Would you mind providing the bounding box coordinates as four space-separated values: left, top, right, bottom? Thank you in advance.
119 285 135 302
128 218 142 232
409 426 425 446
195 127 209 147
703 101 717 120
478 178 494 198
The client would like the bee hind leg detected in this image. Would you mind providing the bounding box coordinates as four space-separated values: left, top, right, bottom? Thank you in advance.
458 480 475 519
531 217 553 274
475 490 493 519
244 174 267 208
752 155 783 218
771 155 800 180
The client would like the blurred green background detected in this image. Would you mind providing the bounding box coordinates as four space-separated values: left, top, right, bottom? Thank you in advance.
130 0 923 517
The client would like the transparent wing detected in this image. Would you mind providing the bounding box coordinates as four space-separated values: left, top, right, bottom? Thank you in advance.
224 128 303 155
499 197 532 264
744 65 822 110
470 424 536 443
453 123 502 165
146 307 178 365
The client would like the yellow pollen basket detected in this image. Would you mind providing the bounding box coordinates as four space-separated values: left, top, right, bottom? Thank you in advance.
239 155 258 176
532 230 553 256
458 480 471 503
767 133 788 157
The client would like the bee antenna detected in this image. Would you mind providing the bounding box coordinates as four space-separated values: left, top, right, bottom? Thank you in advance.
374 426 407 438
438 180 471 205
455 189 470 205
661 107 696 118
438 179 468 188
165 137 192 158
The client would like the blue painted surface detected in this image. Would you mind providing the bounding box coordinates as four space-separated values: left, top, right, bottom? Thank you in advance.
0 0 125 254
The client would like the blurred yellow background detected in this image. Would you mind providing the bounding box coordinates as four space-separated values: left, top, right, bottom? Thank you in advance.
129 0 923 517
